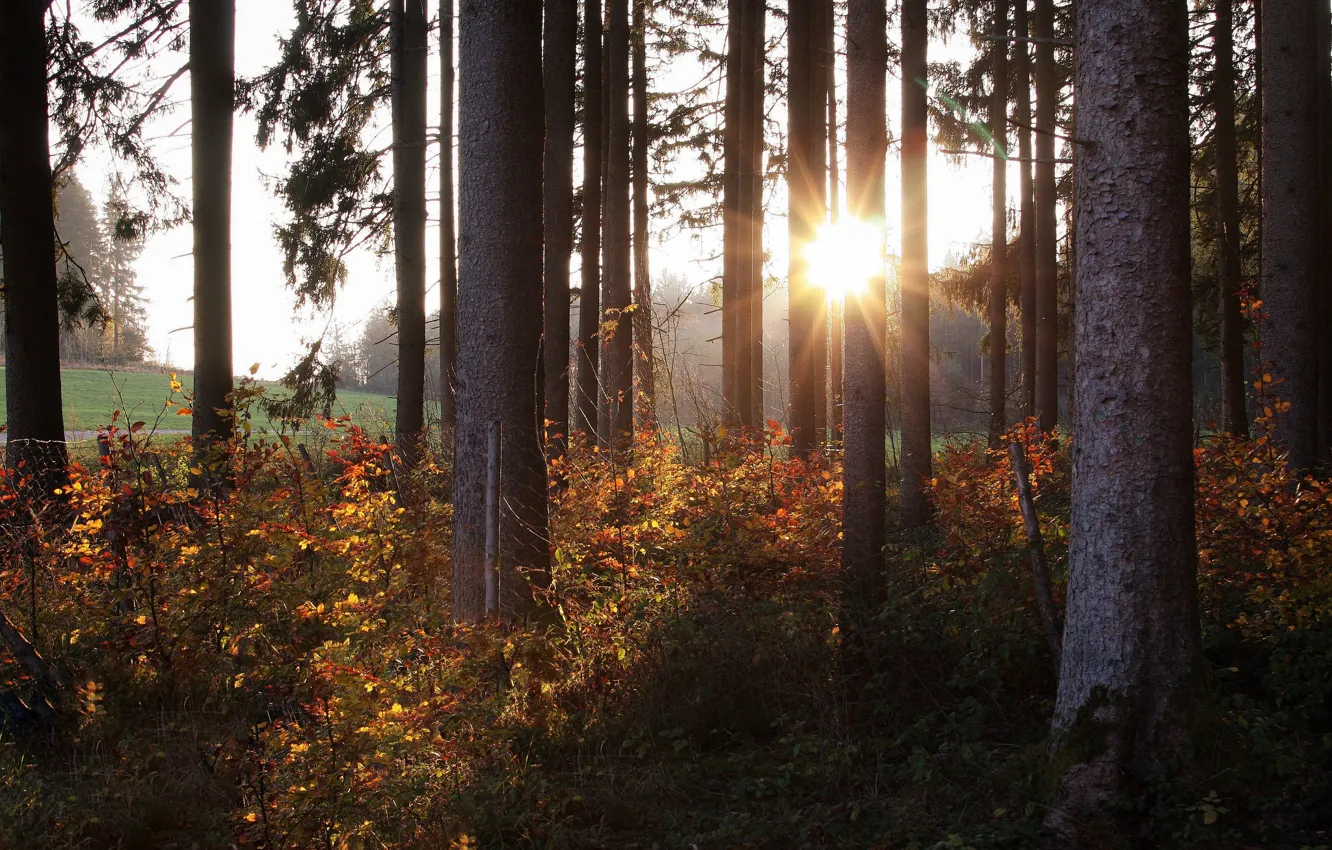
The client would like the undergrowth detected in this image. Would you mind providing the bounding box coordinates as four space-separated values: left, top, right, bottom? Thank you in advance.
0 394 1329 848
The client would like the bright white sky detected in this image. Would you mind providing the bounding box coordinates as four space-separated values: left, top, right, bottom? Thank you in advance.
76 0 1001 380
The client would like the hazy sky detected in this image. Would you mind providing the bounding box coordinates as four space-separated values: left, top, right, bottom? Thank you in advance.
76 1 1000 380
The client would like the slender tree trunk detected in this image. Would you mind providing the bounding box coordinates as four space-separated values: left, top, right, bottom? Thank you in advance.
723 0 743 424
577 0 604 438
1033 0 1058 432
735 0 756 428
391 0 428 470
899 0 931 528
827 0 842 439
453 1 549 622
1214 0 1248 438
1051 1 1199 838
987 0 1008 449
809 0 828 444
788 0 825 456
600 0 633 449
544 0 577 459
190 0 236 477
1015 0 1036 421
1261 0 1319 471
747 0 767 427
439 0 458 429
1 0 68 492
631 0 655 429
842 0 887 617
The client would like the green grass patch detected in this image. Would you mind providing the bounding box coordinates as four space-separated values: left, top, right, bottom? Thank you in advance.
0 368 398 435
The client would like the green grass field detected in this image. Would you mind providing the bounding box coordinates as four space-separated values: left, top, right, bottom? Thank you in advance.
0 368 397 435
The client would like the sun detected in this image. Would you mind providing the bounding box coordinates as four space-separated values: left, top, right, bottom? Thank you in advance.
805 219 884 300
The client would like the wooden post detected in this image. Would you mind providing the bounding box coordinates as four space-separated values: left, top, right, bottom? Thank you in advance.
484 421 502 617
1009 441 1062 665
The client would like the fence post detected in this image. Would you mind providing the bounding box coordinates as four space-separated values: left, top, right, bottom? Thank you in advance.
484 421 502 617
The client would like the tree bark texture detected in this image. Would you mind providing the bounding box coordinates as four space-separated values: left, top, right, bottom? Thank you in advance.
899 0 931 528
600 0 633 449
577 0 604 438
190 0 237 471
1214 0 1248 439
454 0 549 622
1014 0 1036 422
391 0 429 468
1052 0 1201 836
1 0 69 491
1033 0 1058 433
987 0 1008 449
1261 0 1319 472
631 0 655 429
545 0 577 459
439 0 458 428
842 0 887 615
735 0 757 428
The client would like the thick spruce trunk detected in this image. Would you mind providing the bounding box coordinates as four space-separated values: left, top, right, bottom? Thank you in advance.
1050 0 1201 838
600 0 634 449
1260 0 1319 470
899 0 931 527
722 0 743 424
190 0 236 478
390 0 429 469
842 0 887 615
453 2 549 621
1 0 69 492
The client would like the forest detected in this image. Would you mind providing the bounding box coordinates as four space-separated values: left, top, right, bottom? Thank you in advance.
0 0 1329 847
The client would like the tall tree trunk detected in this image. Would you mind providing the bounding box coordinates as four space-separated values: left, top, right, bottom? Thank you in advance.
454 1 549 622
1051 0 1200 838
1 0 68 492
722 0 743 424
1316 0 1332 463
987 0 1009 449
1015 0 1036 421
439 0 458 429
748 0 767 428
827 0 842 439
1261 0 1319 471
899 0 931 528
788 0 825 456
1214 0 1248 438
190 0 236 478
600 0 633 449
842 0 887 618
631 0 655 429
577 0 604 438
545 0 577 459
391 0 429 469
809 0 828 444
735 0 756 428
1033 0 1058 432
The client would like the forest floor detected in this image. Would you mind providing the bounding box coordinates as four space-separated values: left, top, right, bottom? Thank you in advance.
0 420 1329 848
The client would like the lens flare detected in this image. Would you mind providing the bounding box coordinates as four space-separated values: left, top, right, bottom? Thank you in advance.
805 219 884 300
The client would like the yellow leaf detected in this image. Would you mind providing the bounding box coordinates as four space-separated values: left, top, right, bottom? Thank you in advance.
250 362 261 375
135 615 148 625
